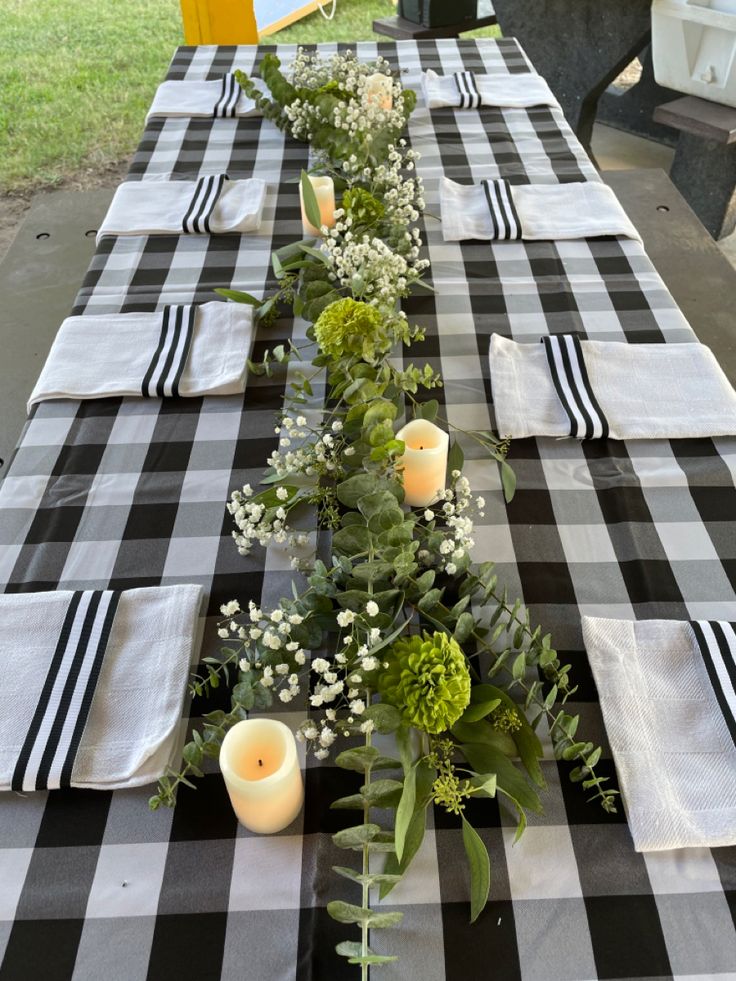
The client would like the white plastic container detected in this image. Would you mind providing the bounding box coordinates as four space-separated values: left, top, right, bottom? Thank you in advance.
652 0 736 108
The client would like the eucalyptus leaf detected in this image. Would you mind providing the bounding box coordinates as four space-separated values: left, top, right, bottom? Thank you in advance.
300 170 323 232
461 815 491 923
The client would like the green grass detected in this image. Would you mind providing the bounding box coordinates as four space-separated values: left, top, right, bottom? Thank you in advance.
0 0 498 194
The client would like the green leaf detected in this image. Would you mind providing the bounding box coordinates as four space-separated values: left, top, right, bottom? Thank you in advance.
360 778 404 808
484 685 546 789
332 824 381 850
447 439 464 479
335 746 400 773
461 815 491 923
362 702 402 734
460 742 543 814
454 611 476 643
417 588 443 613
511 651 527 681
500 460 517 503
333 867 402 888
214 287 262 306
461 685 502 723
416 399 439 422
335 941 399 965
300 169 323 233
394 762 417 862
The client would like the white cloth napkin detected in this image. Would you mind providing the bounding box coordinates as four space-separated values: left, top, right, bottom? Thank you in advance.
489 334 736 439
146 76 266 121
97 177 267 242
582 616 736 851
0 584 203 791
421 68 559 109
29 301 254 409
440 177 641 242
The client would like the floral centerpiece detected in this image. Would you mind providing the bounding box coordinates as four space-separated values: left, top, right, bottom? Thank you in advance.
150 50 617 976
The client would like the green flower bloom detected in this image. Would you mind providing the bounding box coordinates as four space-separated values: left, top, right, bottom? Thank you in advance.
313 297 388 362
342 187 385 228
379 631 471 734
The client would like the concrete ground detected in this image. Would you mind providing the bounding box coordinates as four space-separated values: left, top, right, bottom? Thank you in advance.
1 122 735 478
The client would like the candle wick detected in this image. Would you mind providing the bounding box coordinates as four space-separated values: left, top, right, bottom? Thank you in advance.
258 758 263 767
419 445 424 450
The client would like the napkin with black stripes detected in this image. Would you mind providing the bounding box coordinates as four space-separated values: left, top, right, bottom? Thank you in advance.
0 584 203 792
582 616 736 851
96 175 267 242
440 176 641 242
28 301 254 408
147 73 267 121
422 68 559 109
489 334 736 439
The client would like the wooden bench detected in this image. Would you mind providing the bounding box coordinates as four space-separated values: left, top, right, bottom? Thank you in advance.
373 0 496 40
653 95 736 239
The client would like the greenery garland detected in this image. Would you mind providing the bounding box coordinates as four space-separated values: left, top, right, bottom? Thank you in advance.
149 50 618 976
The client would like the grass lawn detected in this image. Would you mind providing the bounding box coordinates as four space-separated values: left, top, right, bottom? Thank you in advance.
0 0 498 195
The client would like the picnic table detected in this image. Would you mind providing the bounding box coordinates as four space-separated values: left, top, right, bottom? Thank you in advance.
0 37 735 981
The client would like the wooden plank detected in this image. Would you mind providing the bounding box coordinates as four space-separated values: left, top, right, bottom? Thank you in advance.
603 168 736 382
654 95 736 145
373 0 495 39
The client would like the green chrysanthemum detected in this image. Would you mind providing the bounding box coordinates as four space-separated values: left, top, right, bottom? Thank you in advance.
379 631 471 734
313 297 387 362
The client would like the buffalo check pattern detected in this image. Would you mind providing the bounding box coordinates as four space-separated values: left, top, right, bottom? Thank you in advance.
0 37 734 981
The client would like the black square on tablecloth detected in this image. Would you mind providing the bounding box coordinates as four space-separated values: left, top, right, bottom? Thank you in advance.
585 894 672 978
146 912 227 981
1 920 84 981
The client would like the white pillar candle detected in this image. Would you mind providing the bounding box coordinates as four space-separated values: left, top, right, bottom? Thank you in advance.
396 419 449 508
299 175 336 237
364 72 393 111
220 718 304 834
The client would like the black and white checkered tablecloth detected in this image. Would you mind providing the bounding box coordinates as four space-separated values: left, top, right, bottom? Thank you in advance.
0 37 734 981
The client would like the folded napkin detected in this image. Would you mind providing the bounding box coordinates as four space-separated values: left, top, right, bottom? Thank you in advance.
29 301 254 408
582 616 736 851
422 68 559 109
97 175 267 242
489 333 736 439
146 74 266 121
440 177 641 242
0 584 203 791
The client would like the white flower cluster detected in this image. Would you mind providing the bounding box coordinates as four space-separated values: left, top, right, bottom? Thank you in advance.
267 415 346 480
218 599 307 703
284 49 407 158
296 600 385 759
227 483 309 563
347 140 426 242
417 471 486 575
322 228 429 310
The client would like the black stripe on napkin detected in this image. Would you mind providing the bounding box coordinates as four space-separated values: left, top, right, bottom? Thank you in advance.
11 590 122 791
141 305 197 398
453 71 481 109
541 334 610 439
482 179 522 241
182 173 228 234
214 73 240 118
691 621 736 748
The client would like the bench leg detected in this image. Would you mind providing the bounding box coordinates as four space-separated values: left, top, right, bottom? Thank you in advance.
669 134 736 239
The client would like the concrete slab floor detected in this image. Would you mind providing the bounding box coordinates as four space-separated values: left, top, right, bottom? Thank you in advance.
593 122 736 263
0 189 114 477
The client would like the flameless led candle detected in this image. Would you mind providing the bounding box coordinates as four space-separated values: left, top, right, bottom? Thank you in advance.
365 72 393 111
220 718 304 834
299 175 336 237
396 419 449 508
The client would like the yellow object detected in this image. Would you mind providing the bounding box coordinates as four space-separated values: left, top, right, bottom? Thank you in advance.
179 0 258 44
